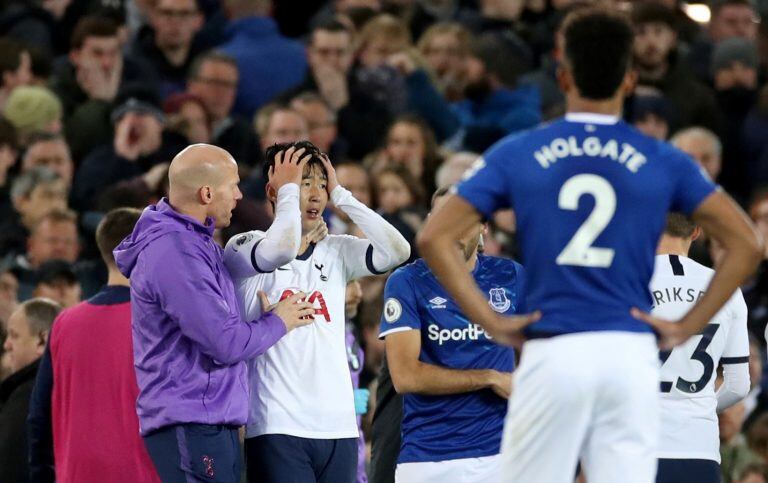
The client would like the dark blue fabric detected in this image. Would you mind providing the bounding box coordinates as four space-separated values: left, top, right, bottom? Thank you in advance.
656 459 720 483
245 434 357 483
218 17 307 119
143 424 242 483
88 285 131 305
27 348 54 483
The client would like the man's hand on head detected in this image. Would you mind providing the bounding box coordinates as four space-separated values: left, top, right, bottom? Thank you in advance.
268 146 311 190
319 153 339 194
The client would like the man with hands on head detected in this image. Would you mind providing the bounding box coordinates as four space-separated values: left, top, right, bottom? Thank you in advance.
114 144 315 483
224 141 410 483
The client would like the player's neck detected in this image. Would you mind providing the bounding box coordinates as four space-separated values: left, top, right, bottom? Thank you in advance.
566 94 623 118
656 236 691 257
106 266 130 287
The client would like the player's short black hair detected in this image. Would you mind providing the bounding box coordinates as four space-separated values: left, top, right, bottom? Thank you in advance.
96 207 142 266
262 140 327 183
664 213 697 239
36 260 79 288
562 8 634 100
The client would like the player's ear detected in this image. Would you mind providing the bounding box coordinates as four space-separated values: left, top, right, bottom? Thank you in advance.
199 185 213 205
556 64 571 94
691 225 703 242
265 183 278 204
622 69 638 96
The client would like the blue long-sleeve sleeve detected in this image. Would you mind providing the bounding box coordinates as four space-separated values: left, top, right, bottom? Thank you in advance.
27 341 55 483
406 69 460 142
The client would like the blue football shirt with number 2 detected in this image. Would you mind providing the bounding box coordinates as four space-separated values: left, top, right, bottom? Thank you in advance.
456 113 717 338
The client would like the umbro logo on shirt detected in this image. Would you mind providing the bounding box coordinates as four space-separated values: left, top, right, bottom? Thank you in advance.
429 297 447 309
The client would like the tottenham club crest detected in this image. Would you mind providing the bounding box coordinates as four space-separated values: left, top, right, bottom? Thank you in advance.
384 298 402 323
488 288 511 313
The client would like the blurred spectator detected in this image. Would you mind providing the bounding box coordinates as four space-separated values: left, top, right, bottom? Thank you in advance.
0 270 18 327
631 3 721 134
742 86 768 192
329 161 372 235
722 401 763 483
241 102 308 199
21 132 74 189
32 260 82 308
345 280 369 483
254 103 309 149
0 298 60 483
6 209 79 301
367 114 443 197
435 151 478 189
130 0 206 98
744 336 766 423
449 31 541 153
748 414 768 466
417 22 472 102
290 91 349 160
0 117 19 221
27 208 160 483
280 19 393 159
373 165 425 216
713 38 761 204
710 1 758 42
71 83 187 211
744 192 768 344
736 462 768 483
0 0 58 55
2 86 62 145
689 0 759 84
372 165 424 264
0 38 32 109
187 50 260 165
1 168 68 258
670 127 723 181
51 16 158 162
629 94 673 140
354 14 460 144
162 92 212 144
218 0 307 119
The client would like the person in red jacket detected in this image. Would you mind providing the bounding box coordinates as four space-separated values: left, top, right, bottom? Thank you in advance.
27 207 160 483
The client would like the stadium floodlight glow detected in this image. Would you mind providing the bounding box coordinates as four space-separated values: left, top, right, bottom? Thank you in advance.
683 3 711 24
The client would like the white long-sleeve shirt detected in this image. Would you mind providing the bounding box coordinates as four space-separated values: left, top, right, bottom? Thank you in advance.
223 185 410 439
651 254 750 462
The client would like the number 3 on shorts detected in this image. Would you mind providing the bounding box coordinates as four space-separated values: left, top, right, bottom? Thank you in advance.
556 174 617 268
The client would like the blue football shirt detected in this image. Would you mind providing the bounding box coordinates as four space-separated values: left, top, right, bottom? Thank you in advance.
456 113 717 337
378 255 525 463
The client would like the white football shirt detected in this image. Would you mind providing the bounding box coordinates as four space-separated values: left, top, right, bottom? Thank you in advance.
650 254 749 462
226 232 381 440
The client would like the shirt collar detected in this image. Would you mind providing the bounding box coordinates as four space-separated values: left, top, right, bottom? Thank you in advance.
565 112 620 125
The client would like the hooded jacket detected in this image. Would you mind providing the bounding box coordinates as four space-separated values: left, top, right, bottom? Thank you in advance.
114 199 287 434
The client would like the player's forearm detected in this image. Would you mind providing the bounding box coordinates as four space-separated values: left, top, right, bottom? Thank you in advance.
392 361 495 396
716 361 751 412
254 184 302 271
331 186 410 269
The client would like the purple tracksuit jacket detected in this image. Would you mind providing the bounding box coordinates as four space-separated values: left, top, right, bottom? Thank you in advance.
114 199 287 435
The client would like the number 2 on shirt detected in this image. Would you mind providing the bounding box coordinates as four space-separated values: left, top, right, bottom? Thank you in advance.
556 174 617 268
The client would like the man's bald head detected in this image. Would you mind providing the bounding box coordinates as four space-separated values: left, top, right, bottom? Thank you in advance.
168 144 242 228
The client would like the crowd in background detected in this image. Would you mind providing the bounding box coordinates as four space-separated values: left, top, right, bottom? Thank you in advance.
1 0 768 481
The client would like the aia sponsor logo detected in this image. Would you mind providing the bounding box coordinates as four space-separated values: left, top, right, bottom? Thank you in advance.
279 289 331 322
